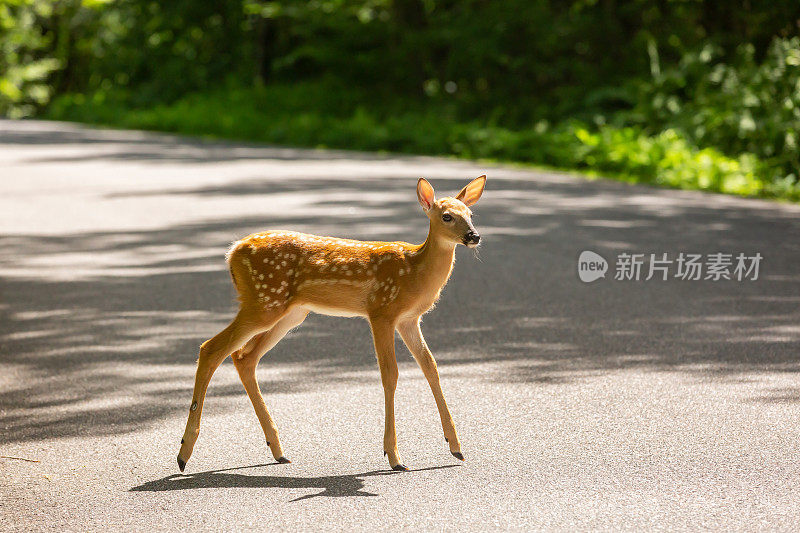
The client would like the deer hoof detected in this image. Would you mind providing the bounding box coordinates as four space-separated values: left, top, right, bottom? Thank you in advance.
451 451 464 461
391 464 409 471
277 456 291 464
177 456 186 472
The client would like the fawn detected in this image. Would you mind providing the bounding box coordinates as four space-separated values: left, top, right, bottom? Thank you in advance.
177 175 486 472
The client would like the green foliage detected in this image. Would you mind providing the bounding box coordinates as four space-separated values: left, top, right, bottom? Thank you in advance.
12 1 800 120
90 0 252 103
47 81 800 200
571 127 769 197
0 0 116 116
5 0 800 199
632 36 800 182
0 1 61 117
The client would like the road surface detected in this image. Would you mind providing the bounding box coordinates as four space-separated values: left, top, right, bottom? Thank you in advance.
2 120 800 531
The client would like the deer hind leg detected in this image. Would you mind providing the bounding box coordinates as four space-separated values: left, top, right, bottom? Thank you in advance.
397 317 463 461
232 307 308 464
369 317 406 471
177 308 286 472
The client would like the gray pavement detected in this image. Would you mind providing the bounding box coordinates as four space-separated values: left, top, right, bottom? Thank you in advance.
1 119 800 531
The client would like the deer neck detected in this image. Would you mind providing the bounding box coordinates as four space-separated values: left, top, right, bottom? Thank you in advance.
411 224 457 290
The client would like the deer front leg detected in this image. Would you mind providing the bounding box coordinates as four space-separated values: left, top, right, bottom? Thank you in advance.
397 317 463 461
369 317 407 471
232 308 308 464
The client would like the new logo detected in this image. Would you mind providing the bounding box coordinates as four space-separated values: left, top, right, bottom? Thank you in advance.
578 250 608 283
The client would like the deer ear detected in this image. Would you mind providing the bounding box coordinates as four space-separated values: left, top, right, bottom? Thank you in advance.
455 175 486 206
417 178 436 211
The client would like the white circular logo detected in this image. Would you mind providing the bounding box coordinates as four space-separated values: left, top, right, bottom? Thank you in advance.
578 251 608 283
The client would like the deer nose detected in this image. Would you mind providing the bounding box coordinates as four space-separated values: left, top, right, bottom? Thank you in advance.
464 231 481 245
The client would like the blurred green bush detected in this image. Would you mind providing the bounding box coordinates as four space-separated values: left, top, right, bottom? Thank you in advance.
3 0 800 199
631 36 800 185
0 1 62 117
47 80 793 199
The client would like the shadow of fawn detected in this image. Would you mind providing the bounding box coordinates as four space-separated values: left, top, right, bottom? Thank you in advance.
133 464 461 501
177 176 487 472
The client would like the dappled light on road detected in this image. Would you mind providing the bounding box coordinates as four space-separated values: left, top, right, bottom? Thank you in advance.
3 121 800 529
3 121 800 446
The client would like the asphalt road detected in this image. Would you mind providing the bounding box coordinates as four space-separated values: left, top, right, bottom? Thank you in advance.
2 119 800 531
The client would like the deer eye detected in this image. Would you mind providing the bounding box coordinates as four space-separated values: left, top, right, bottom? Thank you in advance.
442 213 453 222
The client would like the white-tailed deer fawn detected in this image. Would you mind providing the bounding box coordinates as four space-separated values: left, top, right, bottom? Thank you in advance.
177 175 486 472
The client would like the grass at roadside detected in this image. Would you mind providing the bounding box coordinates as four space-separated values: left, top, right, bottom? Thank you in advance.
45 82 798 201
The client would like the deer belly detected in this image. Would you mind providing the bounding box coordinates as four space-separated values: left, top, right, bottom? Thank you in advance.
295 281 371 318
301 302 364 318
